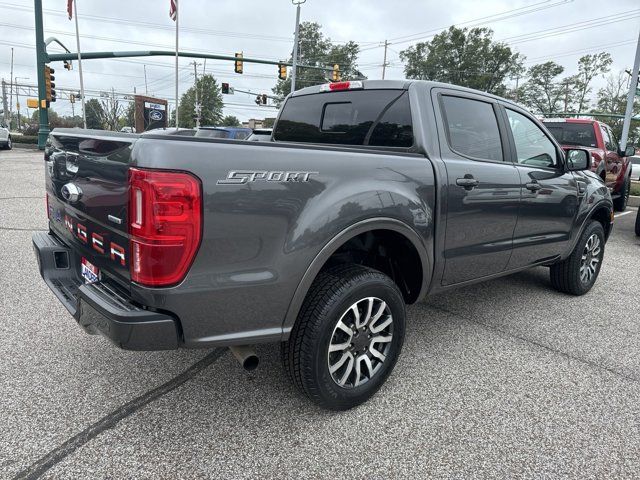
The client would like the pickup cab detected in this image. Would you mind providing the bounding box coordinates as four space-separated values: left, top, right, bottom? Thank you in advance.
542 118 636 211
33 80 613 410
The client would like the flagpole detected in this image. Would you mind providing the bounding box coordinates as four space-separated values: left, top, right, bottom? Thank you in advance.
174 0 179 129
73 0 87 128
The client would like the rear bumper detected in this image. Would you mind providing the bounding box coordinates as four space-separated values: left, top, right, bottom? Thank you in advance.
32 231 179 350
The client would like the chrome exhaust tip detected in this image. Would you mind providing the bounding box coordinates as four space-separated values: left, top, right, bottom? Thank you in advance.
229 345 259 371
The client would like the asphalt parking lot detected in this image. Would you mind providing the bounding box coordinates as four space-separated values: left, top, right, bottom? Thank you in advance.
2 149 640 479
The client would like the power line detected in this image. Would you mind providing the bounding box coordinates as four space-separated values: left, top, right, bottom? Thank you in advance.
386 0 572 45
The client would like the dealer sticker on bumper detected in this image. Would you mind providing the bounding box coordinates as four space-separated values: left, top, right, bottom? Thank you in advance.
81 257 100 284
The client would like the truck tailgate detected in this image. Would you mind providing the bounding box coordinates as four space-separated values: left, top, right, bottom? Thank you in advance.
46 131 134 289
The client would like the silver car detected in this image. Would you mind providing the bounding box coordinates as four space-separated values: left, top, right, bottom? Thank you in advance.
0 124 11 150
630 156 640 181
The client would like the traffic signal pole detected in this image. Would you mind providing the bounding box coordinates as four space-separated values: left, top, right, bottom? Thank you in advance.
34 0 50 149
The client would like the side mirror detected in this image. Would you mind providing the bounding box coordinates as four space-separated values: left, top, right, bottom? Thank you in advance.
566 148 592 171
619 145 636 157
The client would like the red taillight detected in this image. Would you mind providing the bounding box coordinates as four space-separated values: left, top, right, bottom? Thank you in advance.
128 167 202 287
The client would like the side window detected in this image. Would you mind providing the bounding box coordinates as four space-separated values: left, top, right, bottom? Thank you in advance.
441 95 503 161
600 126 613 151
606 126 619 152
506 109 558 168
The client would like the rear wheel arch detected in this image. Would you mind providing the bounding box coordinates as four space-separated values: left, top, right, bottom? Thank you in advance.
282 218 431 337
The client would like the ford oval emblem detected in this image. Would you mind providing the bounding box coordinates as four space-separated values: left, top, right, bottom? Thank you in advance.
61 183 82 203
149 110 163 121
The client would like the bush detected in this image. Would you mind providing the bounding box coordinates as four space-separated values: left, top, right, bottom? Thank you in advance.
631 182 640 197
11 135 38 144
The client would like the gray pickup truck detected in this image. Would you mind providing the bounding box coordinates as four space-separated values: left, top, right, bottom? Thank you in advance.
33 80 613 410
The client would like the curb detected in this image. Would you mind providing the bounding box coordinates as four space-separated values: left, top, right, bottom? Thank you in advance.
629 195 640 208
12 143 39 150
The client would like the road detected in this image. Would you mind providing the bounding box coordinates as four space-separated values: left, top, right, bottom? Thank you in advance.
2 149 640 479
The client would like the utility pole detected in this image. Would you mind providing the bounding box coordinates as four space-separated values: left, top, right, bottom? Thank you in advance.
9 48 14 129
1 79 8 126
382 40 389 80
191 61 201 128
290 0 306 94
620 30 640 152
15 84 20 130
143 64 148 94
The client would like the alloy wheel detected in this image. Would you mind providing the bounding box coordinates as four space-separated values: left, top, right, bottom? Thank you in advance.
580 233 601 284
327 297 393 388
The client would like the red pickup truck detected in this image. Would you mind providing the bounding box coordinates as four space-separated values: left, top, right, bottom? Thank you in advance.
542 118 635 211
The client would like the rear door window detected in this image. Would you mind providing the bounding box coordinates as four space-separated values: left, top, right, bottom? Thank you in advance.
274 90 413 147
441 95 503 162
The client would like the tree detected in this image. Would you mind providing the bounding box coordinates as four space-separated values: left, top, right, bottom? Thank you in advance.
221 115 240 127
85 99 105 129
272 22 365 101
123 102 135 129
100 91 125 131
573 53 612 114
519 61 566 114
399 26 523 96
178 74 223 128
593 71 639 144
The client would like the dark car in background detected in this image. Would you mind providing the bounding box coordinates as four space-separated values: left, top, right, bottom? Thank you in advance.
195 126 252 140
246 128 273 141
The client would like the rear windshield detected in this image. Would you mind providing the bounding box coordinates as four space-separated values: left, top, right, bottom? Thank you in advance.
544 122 597 148
274 89 413 147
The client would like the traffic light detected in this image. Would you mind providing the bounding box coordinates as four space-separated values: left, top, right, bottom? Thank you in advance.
278 63 287 80
234 52 243 74
63 60 72 70
332 64 340 82
69 93 75 104
44 65 56 103
221 82 230 94
262 94 268 105
254 94 268 106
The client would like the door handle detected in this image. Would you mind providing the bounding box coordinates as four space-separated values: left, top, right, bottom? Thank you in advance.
456 176 479 190
525 182 542 192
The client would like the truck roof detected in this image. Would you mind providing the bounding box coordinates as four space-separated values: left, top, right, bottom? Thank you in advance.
541 118 599 124
290 79 525 110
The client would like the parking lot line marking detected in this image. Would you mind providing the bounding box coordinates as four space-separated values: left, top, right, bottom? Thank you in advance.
614 211 633 218
12 348 226 480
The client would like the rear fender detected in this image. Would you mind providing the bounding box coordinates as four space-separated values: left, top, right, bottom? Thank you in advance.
281 217 431 338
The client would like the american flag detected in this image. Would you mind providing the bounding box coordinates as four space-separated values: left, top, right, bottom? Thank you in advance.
170 0 177 21
67 0 73 20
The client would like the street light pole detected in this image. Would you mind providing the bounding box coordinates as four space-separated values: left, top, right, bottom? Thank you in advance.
620 30 640 152
290 0 306 94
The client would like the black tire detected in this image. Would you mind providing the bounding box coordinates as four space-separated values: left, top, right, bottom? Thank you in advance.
4 136 11 150
281 264 406 410
613 175 630 212
550 220 605 295
635 208 640 237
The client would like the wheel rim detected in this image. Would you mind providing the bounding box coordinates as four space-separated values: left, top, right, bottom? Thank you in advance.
7 137 10 148
580 233 601 284
327 297 393 389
